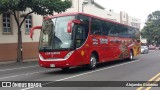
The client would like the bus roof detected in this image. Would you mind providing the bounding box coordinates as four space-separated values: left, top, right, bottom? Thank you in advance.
45 12 139 29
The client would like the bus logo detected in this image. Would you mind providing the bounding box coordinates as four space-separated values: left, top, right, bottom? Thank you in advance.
2 82 11 87
100 38 108 44
45 52 60 55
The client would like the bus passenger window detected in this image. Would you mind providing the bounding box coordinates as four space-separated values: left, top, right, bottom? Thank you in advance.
91 18 102 35
102 21 111 35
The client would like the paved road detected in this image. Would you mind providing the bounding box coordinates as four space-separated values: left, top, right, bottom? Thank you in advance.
0 50 160 90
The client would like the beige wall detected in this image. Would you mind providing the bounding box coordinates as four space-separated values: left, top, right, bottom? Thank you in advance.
0 11 41 61
21 12 41 43
0 12 41 44
106 11 120 22
84 5 120 22
120 12 128 25
0 15 18 43
128 16 141 28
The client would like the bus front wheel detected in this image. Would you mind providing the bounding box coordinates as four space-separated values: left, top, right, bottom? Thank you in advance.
87 54 97 70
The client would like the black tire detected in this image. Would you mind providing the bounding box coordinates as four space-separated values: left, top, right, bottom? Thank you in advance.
87 54 97 70
61 67 69 71
129 50 134 60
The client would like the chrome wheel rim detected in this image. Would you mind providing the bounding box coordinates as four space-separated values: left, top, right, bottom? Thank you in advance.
90 57 96 68
130 52 133 60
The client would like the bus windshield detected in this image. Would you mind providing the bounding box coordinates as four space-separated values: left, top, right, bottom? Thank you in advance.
39 16 75 51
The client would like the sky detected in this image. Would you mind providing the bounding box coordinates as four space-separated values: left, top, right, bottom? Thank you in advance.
95 0 160 29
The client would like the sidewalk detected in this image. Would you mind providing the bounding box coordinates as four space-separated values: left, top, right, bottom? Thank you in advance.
0 59 38 65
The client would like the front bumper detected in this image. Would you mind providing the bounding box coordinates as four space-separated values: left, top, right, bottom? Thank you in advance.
39 51 77 68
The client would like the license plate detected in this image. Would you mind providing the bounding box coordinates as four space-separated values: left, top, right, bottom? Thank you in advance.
50 64 55 67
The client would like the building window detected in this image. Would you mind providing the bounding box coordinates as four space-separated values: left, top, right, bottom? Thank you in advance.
2 13 11 34
25 15 32 34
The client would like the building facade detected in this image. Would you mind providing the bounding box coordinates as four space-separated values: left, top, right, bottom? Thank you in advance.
0 11 42 61
0 0 140 62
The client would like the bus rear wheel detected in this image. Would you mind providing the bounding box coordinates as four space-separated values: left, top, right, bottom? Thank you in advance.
129 50 134 60
87 54 97 70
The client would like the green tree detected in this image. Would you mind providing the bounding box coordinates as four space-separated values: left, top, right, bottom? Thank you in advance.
0 0 71 62
141 11 160 45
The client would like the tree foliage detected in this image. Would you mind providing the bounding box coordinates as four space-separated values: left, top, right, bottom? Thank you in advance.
141 11 160 45
0 0 71 62
0 0 71 14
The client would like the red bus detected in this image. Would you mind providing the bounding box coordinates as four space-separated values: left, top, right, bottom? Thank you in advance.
30 12 141 70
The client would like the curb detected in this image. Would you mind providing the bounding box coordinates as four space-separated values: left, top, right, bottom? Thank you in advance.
0 59 38 65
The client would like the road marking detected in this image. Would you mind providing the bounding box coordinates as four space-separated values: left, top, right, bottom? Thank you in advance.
145 76 160 90
56 60 140 81
21 59 140 90
136 72 160 90
0 69 53 80
148 73 160 81
0 65 39 72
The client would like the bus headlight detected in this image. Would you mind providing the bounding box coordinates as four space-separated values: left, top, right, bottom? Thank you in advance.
39 54 44 60
64 51 74 59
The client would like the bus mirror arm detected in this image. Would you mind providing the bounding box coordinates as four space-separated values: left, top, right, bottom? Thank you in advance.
30 26 42 39
67 21 72 33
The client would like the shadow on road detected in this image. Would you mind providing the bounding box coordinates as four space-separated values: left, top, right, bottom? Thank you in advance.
44 58 139 75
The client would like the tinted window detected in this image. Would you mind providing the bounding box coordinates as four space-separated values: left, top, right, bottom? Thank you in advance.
118 25 128 37
102 21 111 35
88 16 139 38
91 18 103 35
108 23 119 36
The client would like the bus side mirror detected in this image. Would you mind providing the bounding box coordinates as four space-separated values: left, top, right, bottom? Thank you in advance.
30 26 42 39
67 20 81 33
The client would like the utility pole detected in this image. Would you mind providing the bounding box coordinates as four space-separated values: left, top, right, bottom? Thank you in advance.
82 0 89 12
